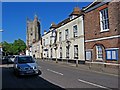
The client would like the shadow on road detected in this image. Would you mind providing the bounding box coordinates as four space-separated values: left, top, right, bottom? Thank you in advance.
2 65 65 90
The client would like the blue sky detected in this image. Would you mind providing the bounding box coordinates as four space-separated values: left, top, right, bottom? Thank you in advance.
2 2 91 43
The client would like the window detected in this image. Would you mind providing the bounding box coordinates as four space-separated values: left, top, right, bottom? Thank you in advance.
86 51 92 61
96 46 103 60
100 8 109 31
73 25 78 38
65 29 69 40
51 48 52 58
66 46 69 58
59 32 62 42
43 39 45 46
74 45 78 59
106 49 118 60
60 47 62 58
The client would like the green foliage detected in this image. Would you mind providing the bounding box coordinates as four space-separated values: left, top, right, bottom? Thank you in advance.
2 39 26 55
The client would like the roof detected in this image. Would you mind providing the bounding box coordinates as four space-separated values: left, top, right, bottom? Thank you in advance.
83 0 104 10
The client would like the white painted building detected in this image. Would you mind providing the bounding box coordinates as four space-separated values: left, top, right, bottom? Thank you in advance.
42 7 85 63
32 40 42 59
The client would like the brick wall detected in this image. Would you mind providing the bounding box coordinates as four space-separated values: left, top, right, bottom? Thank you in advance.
84 2 120 63
84 2 119 41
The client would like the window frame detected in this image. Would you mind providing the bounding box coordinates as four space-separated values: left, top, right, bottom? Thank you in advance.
100 8 109 32
66 46 69 58
106 49 118 60
60 47 62 58
59 32 62 42
73 25 78 38
96 45 103 60
65 29 69 40
74 45 78 59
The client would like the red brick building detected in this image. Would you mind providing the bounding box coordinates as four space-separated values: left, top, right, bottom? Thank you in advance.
83 0 120 63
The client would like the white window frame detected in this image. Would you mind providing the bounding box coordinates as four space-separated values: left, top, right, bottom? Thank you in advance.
74 45 78 59
65 29 69 40
59 32 62 42
60 47 62 58
100 8 109 32
96 45 103 60
73 25 78 38
66 46 69 58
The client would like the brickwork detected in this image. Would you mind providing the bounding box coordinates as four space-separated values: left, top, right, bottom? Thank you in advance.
84 3 119 41
84 2 120 63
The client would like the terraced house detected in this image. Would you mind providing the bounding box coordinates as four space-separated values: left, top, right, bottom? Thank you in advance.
42 7 85 64
84 0 120 64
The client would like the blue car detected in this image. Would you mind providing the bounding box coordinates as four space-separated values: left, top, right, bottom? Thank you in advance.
13 55 41 76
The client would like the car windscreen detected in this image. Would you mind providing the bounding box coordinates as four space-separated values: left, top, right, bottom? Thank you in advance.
18 57 35 64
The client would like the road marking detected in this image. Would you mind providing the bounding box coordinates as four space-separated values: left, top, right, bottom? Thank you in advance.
47 69 63 76
40 76 65 88
78 79 112 90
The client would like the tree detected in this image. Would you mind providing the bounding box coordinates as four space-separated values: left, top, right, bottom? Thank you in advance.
2 39 26 55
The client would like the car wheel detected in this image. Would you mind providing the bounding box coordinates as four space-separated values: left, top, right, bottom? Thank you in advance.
37 70 41 75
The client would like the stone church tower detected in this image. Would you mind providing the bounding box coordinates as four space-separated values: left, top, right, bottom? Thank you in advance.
26 15 41 47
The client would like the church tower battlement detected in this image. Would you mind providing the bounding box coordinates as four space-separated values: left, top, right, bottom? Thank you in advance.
26 15 41 47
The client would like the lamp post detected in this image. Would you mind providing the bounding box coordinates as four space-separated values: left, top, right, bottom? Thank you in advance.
66 39 71 64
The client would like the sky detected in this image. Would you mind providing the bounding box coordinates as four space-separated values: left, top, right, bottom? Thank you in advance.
2 2 91 43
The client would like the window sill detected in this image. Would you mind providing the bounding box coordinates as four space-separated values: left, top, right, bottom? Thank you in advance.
100 29 109 33
96 59 103 61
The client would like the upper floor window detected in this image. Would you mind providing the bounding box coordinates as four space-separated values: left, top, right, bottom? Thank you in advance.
96 45 103 60
73 25 78 38
65 29 69 40
59 32 62 42
60 47 62 58
43 39 45 46
100 8 109 32
74 45 78 59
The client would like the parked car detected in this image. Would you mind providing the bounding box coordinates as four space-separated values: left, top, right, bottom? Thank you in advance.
2 56 13 64
13 55 41 76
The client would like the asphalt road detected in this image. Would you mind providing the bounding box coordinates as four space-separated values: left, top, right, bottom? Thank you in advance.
37 60 119 89
1 59 119 90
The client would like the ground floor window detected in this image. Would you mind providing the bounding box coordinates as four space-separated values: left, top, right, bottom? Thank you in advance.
74 45 78 59
86 51 92 61
66 46 69 58
96 45 103 60
51 48 52 58
60 47 62 58
106 49 118 60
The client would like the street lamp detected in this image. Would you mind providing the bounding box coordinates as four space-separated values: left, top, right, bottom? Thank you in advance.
54 43 58 63
66 39 71 64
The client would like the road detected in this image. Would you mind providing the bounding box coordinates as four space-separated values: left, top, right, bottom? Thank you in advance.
2 59 119 90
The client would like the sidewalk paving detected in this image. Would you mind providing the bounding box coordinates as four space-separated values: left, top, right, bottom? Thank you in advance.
39 59 119 76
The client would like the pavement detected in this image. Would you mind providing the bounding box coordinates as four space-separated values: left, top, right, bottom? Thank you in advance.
40 59 119 76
